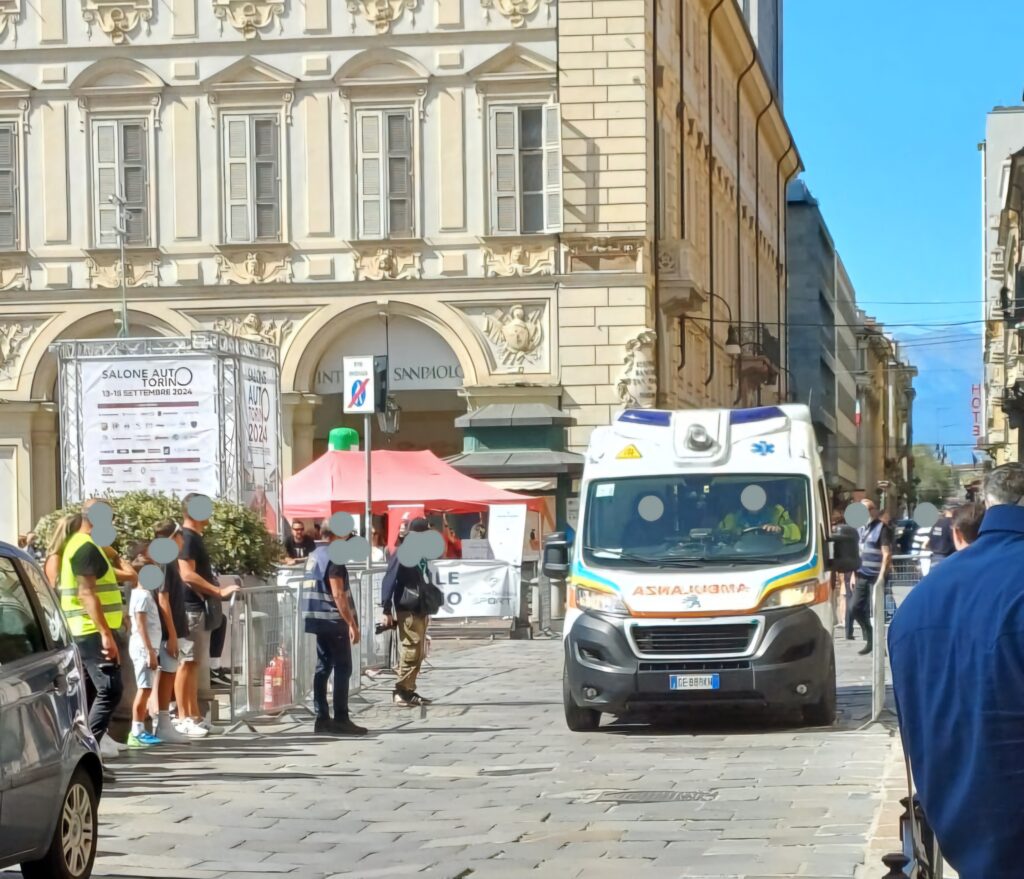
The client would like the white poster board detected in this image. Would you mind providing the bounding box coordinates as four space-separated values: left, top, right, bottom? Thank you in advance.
461 539 493 560
566 497 580 530
240 358 281 534
80 357 220 498
488 504 527 566
429 560 516 618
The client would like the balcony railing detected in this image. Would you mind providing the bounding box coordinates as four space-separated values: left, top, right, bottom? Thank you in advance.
739 322 781 366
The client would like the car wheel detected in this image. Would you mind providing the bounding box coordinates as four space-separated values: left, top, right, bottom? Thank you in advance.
802 649 837 727
563 667 600 732
21 767 98 879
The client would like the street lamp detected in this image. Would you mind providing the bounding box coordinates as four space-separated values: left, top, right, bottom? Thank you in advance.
108 192 130 339
377 394 401 435
704 291 743 357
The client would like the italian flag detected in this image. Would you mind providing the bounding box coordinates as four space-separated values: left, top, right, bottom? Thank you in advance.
854 399 862 428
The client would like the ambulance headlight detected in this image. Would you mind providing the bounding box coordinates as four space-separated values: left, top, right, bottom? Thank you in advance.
759 580 820 609
573 585 628 616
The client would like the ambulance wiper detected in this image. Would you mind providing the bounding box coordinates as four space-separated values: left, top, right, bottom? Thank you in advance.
585 547 702 568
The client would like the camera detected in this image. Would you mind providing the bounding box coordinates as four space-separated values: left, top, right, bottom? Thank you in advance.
374 620 397 636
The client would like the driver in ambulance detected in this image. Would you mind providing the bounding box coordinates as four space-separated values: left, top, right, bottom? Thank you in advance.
717 484 802 543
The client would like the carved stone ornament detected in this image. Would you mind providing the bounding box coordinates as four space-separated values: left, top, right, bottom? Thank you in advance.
213 312 293 346
215 250 292 285
617 329 658 409
483 303 545 368
565 236 643 274
213 0 285 38
482 243 554 278
0 321 32 381
81 0 153 43
481 0 550 28
0 0 20 43
0 257 28 292
85 253 160 289
355 247 422 281
347 0 417 34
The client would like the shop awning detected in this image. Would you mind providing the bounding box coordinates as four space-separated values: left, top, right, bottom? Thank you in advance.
282 449 548 519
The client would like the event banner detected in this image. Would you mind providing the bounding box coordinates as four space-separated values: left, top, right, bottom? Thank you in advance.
240 358 281 534
80 357 220 498
428 560 516 618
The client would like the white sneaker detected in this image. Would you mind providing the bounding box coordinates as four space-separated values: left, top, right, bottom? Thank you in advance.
154 721 193 744
99 735 122 759
174 718 209 739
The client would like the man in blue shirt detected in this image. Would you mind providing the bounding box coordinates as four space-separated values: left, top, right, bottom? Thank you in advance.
889 464 1024 879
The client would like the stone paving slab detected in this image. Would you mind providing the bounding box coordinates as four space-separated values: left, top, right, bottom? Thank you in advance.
3 633 897 879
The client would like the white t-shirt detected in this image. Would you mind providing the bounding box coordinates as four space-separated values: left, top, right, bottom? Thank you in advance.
129 588 162 651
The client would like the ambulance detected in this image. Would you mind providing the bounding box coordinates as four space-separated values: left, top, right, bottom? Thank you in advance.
543 405 859 731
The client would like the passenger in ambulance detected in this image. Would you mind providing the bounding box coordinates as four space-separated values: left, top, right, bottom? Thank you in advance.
717 483 802 544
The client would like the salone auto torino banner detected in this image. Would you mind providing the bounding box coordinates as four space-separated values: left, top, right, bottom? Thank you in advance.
240 357 281 534
80 357 220 498
428 560 517 619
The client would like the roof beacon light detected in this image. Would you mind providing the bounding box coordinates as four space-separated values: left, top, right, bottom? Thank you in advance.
686 424 714 452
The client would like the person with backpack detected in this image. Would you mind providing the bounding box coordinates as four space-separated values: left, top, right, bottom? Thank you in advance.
302 523 367 736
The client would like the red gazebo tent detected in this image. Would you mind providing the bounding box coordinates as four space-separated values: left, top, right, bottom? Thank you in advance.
282 449 548 519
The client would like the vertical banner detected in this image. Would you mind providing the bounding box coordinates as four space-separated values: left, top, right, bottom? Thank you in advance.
488 503 527 566
79 357 220 498
240 358 281 534
387 504 425 549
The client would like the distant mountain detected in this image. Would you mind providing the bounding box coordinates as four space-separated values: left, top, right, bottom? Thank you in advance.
897 329 982 465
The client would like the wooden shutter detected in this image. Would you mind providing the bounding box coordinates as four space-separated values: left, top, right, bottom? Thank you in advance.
252 116 280 240
385 110 414 238
120 121 149 245
93 120 119 247
489 107 519 234
357 110 384 239
224 116 251 243
543 104 562 233
0 124 17 249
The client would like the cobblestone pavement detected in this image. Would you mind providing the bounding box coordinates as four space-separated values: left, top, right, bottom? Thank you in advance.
5 635 899 879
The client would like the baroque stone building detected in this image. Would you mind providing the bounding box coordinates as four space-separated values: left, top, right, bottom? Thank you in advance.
0 0 802 536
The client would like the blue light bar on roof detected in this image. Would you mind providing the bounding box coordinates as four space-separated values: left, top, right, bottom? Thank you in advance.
730 406 785 425
618 409 672 426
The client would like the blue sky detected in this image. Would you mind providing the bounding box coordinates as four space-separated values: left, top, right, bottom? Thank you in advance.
783 2 1018 461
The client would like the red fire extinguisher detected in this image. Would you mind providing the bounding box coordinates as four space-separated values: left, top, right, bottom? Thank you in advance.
262 648 292 710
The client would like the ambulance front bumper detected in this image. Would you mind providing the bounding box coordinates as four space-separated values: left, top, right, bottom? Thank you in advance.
564 606 832 716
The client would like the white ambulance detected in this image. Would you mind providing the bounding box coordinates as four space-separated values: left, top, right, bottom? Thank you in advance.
543 405 859 731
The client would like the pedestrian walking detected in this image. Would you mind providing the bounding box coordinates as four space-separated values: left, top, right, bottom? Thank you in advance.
176 495 239 737
381 518 439 707
850 497 892 655
925 503 957 565
301 524 367 736
127 566 164 749
890 464 1024 879
59 500 126 773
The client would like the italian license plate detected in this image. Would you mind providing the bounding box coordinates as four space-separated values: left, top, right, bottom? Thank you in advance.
670 674 720 691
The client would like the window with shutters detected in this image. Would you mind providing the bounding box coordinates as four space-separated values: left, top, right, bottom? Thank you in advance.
488 104 561 235
354 108 416 240
0 122 18 251
91 119 150 248
221 114 282 244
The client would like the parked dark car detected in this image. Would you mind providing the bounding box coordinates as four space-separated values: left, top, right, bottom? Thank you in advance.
0 542 102 878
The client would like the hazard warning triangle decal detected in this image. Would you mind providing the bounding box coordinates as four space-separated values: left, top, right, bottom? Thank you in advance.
617 445 642 460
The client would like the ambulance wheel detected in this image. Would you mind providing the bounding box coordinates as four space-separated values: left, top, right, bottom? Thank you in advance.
802 650 837 727
563 669 600 732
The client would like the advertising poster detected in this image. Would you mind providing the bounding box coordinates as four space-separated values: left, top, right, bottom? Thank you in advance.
488 504 527 566
240 358 281 535
428 560 516 618
80 357 219 498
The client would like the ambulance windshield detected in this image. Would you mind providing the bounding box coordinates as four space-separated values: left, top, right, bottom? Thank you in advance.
583 473 812 568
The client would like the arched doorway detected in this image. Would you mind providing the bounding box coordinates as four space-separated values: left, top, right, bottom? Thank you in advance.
312 314 466 457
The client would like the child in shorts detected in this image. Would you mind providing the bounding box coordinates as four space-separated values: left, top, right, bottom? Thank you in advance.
128 573 165 749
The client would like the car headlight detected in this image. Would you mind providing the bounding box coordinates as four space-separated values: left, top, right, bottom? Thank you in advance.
759 579 821 609
573 585 628 616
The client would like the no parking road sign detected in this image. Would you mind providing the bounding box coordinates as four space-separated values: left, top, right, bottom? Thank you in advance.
343 356 375 414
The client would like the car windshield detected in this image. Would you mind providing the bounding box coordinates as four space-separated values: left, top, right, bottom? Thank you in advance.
582 473 812 569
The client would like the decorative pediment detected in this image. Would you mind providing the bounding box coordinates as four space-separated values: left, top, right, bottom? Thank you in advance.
0 70 32 128
480 0 552 28
0 0 21 45
346 0 418 35
70 58 164 97
80 0 153 44
213 0 284 38
469 44 557 83
204 57 296 123
334 48 431 88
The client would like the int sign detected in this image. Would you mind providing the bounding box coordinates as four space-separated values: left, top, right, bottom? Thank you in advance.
342 355 375 415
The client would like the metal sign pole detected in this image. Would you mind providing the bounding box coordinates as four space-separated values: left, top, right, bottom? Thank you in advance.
365 413 372 542
871 572 886 722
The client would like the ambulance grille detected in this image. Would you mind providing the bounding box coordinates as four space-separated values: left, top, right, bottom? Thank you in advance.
630 623 756 656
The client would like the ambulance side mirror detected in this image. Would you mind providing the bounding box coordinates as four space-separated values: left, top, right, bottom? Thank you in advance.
542 533 570 580
828 525 860 574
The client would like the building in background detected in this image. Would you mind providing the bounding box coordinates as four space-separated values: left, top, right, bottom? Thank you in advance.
855 312 917 513
785 180 858 499
740 0 783 103
981 107 1024 464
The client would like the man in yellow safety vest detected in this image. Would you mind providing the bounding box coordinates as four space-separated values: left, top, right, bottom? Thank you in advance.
60 499 132 753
